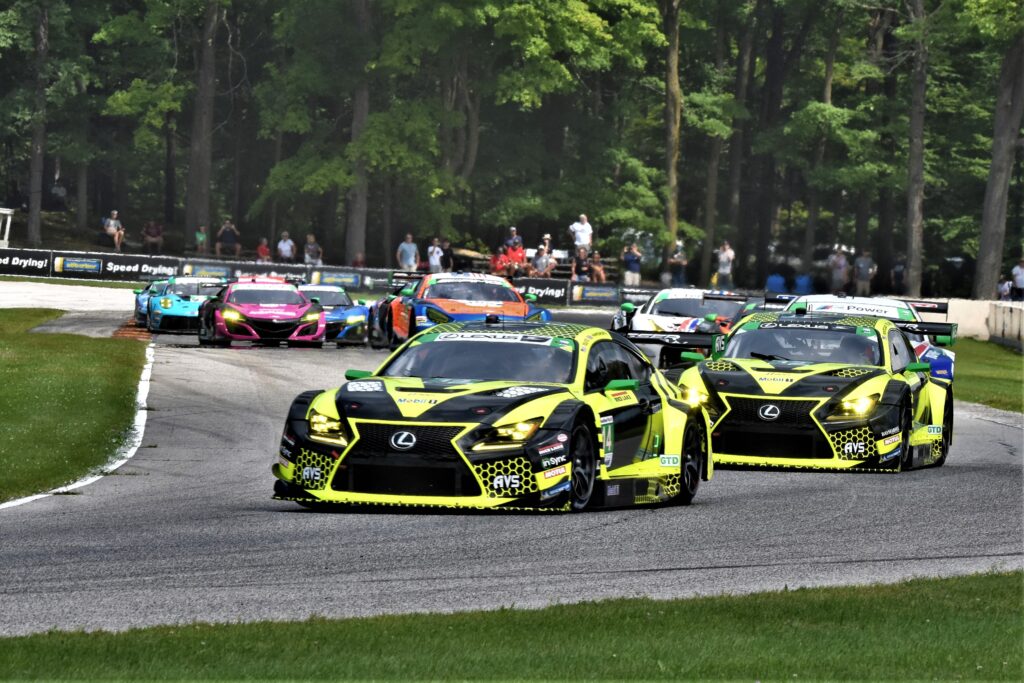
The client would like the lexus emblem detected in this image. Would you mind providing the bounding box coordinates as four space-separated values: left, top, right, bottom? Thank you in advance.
390 431 417 451
758 404 781 421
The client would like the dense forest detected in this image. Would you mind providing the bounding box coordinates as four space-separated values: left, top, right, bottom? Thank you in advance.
1 0 1021 297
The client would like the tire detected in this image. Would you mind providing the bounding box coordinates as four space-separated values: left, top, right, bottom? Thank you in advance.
935 392 954 466
569 423 597 511
896 402 914 472
146 313 158 333
676 417 707 506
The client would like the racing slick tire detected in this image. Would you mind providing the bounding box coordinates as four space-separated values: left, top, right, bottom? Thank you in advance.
569 423 597 511
896 402 914 472
676 417 707 506
146 313 159 333
935 391 954 467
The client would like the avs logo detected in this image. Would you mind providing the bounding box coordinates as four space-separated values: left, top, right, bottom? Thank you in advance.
758 404 781 421
390 431 417 450
301 466 322 482
843 442 866 455
492 474 521 490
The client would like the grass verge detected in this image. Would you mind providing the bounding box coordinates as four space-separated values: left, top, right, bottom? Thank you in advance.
0 572 1020 680
0 275 144 289
953 338 1023 412
0 309 146 501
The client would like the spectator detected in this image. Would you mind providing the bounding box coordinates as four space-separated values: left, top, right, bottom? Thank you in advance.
304 233 323 266
1012 258 1024 301
396 233 419 270
490 245 512 276
998 275 1012 301
590 250 606 283
568 214 593 252
793 273 814 295
667 241 687 287
427 237 444 273
277 231 297 262
891 254 907 295
103 210 125 252
853 249 877 296
539 233 554 257
827 248 849 294
440 238 455 272
765 272 787 294
256 237 271 263
715 240 735 290
529 245 555 277
505 226 519 248
194 225 209 255
506 236 527 276
141 221 164 254
571 246 592 283
622 243 642 287
216 219 241 258
351 252 366 268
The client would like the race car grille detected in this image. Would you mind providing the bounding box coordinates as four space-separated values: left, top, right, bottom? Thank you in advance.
829 426 879 460
348 425 464 461
157 315 200 331
473 457 539 498
704 360 739 372
825 367 874 378
291 449 334 491
722 398 820 428
241 319 301 339
714 397 828 458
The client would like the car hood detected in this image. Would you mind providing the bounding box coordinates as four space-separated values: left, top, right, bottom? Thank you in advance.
696 359 887 398
633 313 719 334
324 305 367 321
423 299 529 317
231 303 312 318
335 377 568 421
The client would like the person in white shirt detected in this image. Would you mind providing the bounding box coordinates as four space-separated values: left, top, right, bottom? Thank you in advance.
1011 258 1024 301
276 231 297 262
568 214 593 252
716 240 736 289
427 237 444 273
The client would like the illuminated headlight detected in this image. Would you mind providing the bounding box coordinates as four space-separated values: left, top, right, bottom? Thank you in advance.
472 418 542 452
828 393 879 420
426 308 451 324
160 298 173 309
684 387 708 406
302 311 321 323
308 408 349 447
345 314 366 324
221 308 244 322
526 310 545 322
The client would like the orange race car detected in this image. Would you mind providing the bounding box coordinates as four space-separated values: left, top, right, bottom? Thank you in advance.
369 272 551 348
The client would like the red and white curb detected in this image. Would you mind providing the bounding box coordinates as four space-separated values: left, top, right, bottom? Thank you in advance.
0 343 155 511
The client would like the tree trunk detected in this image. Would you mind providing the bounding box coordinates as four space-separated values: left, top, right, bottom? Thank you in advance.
661 0 683 273
27 2 49 247
974 33 1024 300
700 22 727 285
76 162 87 232
904 0 928 297
725 0 759 239
184 2 219 238
163 112 176 228
876 186 896 292
269 133 282 242
344 0 371 266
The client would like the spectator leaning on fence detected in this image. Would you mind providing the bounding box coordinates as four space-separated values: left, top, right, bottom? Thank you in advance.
622 243 642 287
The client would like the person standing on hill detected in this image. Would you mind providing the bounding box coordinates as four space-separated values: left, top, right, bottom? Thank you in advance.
568 214 593 252
715 240 735 290
396 233 420 270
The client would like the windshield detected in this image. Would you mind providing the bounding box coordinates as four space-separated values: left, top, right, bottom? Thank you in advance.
382 337 575 383
422 282 521 303
227 286 305 305
726 327 882 366
651 297 742 320
167 282 222 297
302 289 352 307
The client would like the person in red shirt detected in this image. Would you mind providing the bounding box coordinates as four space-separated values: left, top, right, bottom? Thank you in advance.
256 237 271 262
506 236 526 276
490 246 512 276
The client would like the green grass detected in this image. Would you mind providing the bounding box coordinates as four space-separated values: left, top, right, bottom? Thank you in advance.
953 338 1023 412
0 309 147 501
0 274 145 289
0 572 1019 680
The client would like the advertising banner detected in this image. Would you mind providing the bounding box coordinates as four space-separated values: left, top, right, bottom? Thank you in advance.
569 284 620 306
181 260 310 280
512 278 570 306
0 248 51 276
309 269 362 289
50 251 180 280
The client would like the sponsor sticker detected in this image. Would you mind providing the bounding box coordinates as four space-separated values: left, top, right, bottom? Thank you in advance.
435 332 551 344
540 453 568 468
542 465 567 479
301 466 322 482
880 426 900 437
605 484 620 496
659 455 680 468
556 432 568 443
540 481 570 500
843 442 866 455
538 443 564 456
883 434 901 446
927 425 942 435
492 474 520 490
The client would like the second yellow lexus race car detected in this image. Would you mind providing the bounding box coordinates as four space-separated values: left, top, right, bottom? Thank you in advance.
675 308 956 472
272 321 713 511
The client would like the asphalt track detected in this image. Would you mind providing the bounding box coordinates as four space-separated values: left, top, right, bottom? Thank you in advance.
0 293 1021 636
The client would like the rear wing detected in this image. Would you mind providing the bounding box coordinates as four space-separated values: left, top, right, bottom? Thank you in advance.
901 299 949 315
893 321 957 345
624 331 726 368
389 271 422 286
701 292 748 303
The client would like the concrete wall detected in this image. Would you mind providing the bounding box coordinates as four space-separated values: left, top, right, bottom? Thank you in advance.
917 298 1023 348
987 302 1024 351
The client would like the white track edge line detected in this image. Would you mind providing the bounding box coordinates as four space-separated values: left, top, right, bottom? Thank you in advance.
0 342 155 511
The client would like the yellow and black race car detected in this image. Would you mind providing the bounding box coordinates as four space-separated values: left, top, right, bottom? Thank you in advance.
674 309 956 472
272 321 713 511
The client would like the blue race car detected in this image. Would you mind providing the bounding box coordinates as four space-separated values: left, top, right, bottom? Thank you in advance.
298 284 369 345
146 276 227 332
133 280 168 326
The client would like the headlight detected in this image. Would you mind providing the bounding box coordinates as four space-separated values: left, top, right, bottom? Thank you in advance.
472 418 542 452
346 314 366 324
302 311 321 323
828 393 879 420
526 310 545 322
308 407 349 447
160 298 173 309
684 387 708 406
221 308 244 322
426 308 451 324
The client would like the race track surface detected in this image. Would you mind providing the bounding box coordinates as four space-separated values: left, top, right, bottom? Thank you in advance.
0 300 1021 636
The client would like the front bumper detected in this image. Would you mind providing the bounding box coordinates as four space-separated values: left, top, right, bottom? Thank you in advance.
325 321 367 342
150 311 201 332
215 312 325 342
272 419 573 510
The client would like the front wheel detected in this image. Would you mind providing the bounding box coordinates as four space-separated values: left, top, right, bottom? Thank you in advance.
676 417 707 505
935 392 954 466
569 424 597 511
896 403 913 472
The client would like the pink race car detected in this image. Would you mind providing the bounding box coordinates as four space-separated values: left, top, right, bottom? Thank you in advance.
197 277 326 347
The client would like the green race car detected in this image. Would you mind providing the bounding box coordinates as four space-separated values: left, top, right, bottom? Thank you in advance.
272 321 713 511
674 309 956 472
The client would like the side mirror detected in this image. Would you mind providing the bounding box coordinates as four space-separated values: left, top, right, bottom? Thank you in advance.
399 286 414 297
680 351 705 363
524 293 538 302
357 299 366 306
620 302 636 313
934 334 953 347
906 361 931 374
345 369 372 380
133 289 142 294
704 313 718 323
604 379 639 393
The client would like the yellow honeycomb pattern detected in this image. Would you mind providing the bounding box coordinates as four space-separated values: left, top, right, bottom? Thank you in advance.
292 449 335 490
705 360 738 372
472 457 539 498
930 439 943 461
830 427 879 460
829 367 873 378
